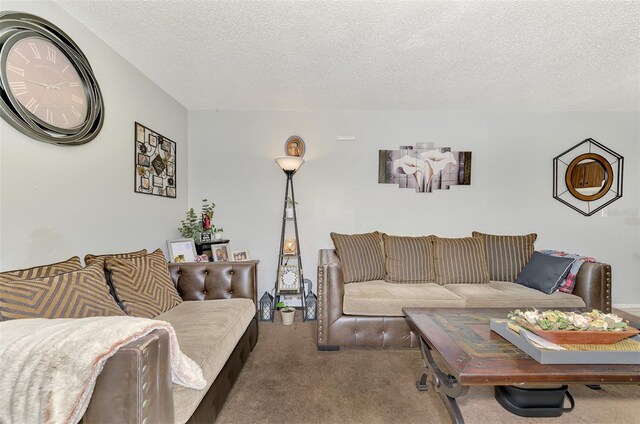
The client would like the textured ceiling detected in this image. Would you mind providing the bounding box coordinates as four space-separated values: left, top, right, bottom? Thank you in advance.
54 0 639 111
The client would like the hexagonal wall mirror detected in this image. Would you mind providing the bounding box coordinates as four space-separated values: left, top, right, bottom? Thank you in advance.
553 138 623 216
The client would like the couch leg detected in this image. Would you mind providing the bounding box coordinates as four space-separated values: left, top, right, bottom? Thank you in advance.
318 345 340 351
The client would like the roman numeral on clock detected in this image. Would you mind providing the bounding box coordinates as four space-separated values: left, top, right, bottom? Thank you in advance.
46 46 57 63
71 106 81 118
25 98 38 114
68 82 81 87
72 95 84 104
45 108 54 125
7 64 25 76
9 81 27 95
28 42 41 59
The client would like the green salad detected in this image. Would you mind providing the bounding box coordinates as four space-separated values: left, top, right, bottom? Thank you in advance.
508 309 629 332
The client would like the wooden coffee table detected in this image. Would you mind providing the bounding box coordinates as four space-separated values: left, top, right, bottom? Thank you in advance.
403 308 640 424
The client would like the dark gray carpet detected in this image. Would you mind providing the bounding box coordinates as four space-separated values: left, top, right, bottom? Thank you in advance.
216 311 640 424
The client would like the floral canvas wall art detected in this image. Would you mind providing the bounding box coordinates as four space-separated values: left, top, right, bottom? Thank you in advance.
378 142 471 193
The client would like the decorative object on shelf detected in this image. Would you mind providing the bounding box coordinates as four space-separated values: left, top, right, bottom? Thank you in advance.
194 255 209 262
283 239 297 254
232 250 250 261
276 301 295 325
178 199 220 240
378 142 472 193
274 155 308 319
0 12 104 145
285 135 305 157
135 122 177 198
211 244 230 262
259 291 274 322
553 138 623 217
167 238 197 263
277 265 301 293
213 228 224 241
285 197 297 218
304 280 317 321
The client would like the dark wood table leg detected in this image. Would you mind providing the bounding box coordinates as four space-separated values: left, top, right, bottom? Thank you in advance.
416 338 469 424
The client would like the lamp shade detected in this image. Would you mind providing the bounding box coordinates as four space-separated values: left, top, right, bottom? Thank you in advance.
275 156 304 172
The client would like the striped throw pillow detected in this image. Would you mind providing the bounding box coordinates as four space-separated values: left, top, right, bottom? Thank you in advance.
433 237 490 285
330 232 385 283
0 256 82 283
383 234 435 284
105 249 182 318
84 249 148 268
472 232 537 282
0 263 125 319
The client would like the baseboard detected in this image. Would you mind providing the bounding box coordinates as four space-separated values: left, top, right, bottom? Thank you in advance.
613 304 640 309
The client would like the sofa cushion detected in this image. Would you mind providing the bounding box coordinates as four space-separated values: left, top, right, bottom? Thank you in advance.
84 249 148 268
343 280 465 316
154 298 255 424
445 281 586 308
0 256 82 283
472 231 537 282
331 232 385 283
383 234 435 284
515 251 575 294
0 263 125 319
105 249 182 318
433 237 490 285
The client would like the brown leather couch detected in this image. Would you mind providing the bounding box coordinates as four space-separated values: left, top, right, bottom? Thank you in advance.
81 261 259 424
317 249 612 350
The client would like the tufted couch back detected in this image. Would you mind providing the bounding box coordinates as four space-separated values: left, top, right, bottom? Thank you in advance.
167 261 259 303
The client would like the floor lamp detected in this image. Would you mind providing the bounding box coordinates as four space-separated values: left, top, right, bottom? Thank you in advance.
274 156 306 320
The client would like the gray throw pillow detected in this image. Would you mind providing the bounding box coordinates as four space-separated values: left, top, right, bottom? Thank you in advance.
515 252 575 294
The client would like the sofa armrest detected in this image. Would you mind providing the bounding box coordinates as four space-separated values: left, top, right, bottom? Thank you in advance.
81 329 174 424
572 262 612 313
168 261 258 305
317 249 346 347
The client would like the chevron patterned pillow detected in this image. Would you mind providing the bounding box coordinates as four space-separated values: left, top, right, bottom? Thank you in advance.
84 249 148 268
0 263 125 319
105 249 182 318
0 256 83 283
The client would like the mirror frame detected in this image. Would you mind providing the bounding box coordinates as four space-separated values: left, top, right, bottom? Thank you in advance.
565 153 613 202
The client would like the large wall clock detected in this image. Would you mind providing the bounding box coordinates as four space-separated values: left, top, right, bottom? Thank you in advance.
0 11 104 145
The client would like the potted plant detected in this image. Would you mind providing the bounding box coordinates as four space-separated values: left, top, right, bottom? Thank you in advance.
276 301 295 325
179 199 220 241
285 197 297 219
213 227 224 241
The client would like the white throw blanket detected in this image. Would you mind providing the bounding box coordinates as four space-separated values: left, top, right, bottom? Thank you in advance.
0 316 206 424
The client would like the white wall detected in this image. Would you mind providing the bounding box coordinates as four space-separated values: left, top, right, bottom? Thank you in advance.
0 1 188 270
188 110 639 305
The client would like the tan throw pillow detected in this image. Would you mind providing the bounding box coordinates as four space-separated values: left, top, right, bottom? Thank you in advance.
433 237 490 285
383 234 435 284
472 231 537 282
0 256 82 283
0 263 125 319
84 249 148 268
330 232 385 283
105 249 181 318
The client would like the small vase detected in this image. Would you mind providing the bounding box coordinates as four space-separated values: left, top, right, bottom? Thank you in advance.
281 309 295 325
213 232 223 241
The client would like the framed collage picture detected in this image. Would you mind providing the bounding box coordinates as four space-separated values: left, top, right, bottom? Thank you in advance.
135 122 177 198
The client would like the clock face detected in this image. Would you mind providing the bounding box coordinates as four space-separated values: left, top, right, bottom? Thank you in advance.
279 266 300 292
5 36 89 130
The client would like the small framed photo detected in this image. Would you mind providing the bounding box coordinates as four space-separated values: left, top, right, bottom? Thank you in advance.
212 244 230 262
232 250 250 261
167 238 197 263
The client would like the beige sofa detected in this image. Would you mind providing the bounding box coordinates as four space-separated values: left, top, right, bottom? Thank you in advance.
317 249 611 350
